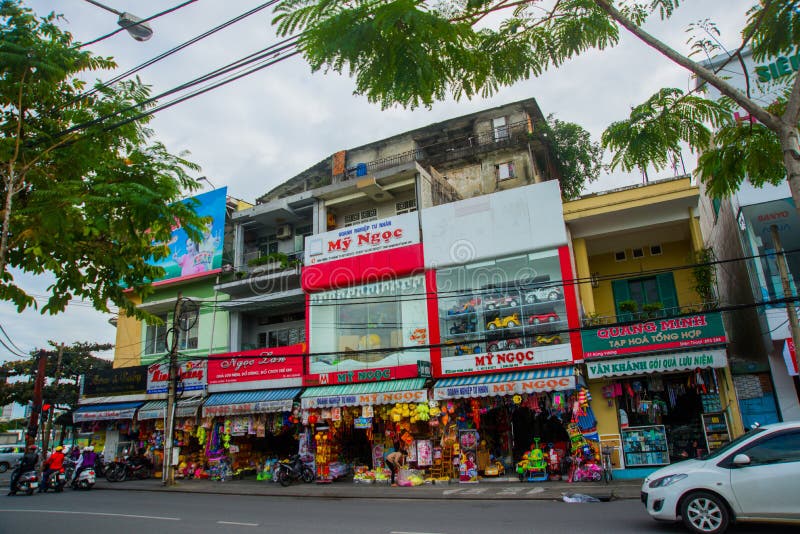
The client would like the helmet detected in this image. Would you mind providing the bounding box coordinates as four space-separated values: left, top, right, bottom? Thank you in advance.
28 445 38 452
87 446 94 452
55 446 63 452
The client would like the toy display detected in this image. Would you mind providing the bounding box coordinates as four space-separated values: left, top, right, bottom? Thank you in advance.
484 294 519 310
486 314 520 330
525 286 563 303
534 334 562 345
447 298 482 315
516 438 548 482
483 460 505 477
449 317 477 334
487 338 522 352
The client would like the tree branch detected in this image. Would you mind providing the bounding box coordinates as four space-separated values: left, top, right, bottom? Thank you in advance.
451 0 538 24
592 0 783 131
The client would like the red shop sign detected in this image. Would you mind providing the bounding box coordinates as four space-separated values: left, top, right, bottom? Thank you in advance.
208 343 305 385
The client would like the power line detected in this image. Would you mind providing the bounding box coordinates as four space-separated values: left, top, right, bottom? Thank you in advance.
74 0 281 105
0 323 28 356
79 0 199 48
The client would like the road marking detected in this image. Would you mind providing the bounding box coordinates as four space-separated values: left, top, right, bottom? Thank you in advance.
442 488 463 495
497 487 523 495
526 487 545 494
217 521 259 527
390 531 445 534
461 488 486 494
0 509 180 521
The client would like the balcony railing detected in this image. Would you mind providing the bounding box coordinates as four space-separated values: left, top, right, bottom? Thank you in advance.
333 120 533 183
582 301 720 327
237 250 304 277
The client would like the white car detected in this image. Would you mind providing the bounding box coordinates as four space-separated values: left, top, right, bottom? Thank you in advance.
641 421 800 534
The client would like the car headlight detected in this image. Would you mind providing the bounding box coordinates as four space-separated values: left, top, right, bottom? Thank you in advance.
648 473 688 488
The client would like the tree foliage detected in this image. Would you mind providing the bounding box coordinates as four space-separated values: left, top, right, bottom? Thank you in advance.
0 341 112 409
273 0 800 202
0 0 206 319
539 114 603 199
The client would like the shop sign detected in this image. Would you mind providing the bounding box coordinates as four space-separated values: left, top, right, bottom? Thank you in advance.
783 339 799 377
308 276 424 304
208 344 305 385
201 399 294 418
585 349 728 379
417 360 432 378
147 360 206 394
304 363 421 386
433 375 575 401
82 366 148 397
354 417 372 429
301 389 427 409
439 344 573 376
304 212 420 265
581 313 726 358
73 406 139 423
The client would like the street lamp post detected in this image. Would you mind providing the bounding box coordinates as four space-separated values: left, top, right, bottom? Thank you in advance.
83 0 154 42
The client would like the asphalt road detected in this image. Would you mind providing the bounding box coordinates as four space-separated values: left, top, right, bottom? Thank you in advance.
1 489 798 534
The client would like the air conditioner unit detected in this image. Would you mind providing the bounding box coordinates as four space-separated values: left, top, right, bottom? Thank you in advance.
276 224 293 240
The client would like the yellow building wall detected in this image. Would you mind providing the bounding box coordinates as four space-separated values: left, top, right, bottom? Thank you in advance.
589 238 699 317
113 295 142 369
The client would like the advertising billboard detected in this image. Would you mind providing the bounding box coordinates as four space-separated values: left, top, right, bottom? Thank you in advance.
147 359 207 394
82 366 148 397
149 187 227 285
207 343 305 392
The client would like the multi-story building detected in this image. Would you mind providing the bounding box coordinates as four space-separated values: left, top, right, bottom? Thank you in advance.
699 48 800 425
564 177 743 476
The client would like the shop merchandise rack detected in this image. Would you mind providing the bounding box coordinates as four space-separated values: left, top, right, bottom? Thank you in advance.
701 412 731 452
440 285 567 357
620 425 669 467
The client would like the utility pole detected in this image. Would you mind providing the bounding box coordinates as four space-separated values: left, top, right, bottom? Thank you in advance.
41 343 65 454
163 293 183 486
26 350 46 450
771 225 800 377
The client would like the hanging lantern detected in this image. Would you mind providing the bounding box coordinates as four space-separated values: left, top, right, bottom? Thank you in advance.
309 413 319 425
512 394 522 405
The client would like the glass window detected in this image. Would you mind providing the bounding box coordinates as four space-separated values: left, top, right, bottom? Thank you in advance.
144 314 168 355
628 278 660 309
437 250 565 358
740 431 800 466
496 162 515 181
344 208 378 227
308 275 428 374
396 199 417 214
493 117 509 141
177 314 199 350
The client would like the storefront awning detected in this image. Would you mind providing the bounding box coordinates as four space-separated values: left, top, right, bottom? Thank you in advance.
301 378 428 409
433 367 575 401
585 348 728 379
73 401 144 423
137 398 204 420
202 388 301 417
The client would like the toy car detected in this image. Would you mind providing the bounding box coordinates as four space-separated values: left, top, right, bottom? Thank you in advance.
486 314 520 330
534 334 562 345
484 294 519 310
528 311 560 325
447 297 482 315
484 461 505 477
487 338 523 352
450 318 477 335
524 286 563 303
455 344 482 356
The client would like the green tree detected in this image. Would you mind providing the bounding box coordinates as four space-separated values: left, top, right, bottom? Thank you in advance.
540 114 603 199
273 0 800 205
0 341 112 410
0 0 205 319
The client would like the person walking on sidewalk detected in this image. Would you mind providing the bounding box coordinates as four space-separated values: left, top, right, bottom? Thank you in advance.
385 449 407 487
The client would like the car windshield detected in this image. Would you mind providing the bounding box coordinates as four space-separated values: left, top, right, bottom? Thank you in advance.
703 427 766 461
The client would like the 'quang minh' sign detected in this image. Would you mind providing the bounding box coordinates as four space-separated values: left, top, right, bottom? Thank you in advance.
581 313 726 358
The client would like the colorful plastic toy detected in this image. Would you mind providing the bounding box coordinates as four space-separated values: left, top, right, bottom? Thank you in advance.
534 334 562 345
484 294 519 310
528 311 560 325
487 338 522 352
516 438 548 482
524 286 563 303
447 297 482 315
486 314 520 330
484 460 505 477
450 317 477 335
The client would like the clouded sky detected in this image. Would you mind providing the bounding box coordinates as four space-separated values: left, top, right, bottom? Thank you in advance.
1 0 750 364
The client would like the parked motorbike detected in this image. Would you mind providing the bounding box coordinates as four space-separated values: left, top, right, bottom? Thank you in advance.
9 469 39 495
71 467 96 490
274 454 314 487
105 455 153 482
40 470 67 493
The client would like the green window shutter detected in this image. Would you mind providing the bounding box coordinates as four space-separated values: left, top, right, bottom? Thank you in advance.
611 279 631 315
655 273 679 315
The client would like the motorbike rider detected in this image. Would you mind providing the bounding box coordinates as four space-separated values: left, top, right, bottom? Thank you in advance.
40 445 66 492
72 446 97 483
8 445 39 496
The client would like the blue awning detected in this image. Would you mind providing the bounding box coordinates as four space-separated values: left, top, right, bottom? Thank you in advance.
73 401 143 422
300 378 428 409
433 367 575 400
202 388 300 417
137 398 203 420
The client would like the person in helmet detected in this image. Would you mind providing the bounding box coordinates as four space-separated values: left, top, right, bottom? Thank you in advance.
40 445 66 492
8 445 39 496
72 446 97 484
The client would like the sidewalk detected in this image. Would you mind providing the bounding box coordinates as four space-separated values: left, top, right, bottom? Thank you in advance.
94 476 644 501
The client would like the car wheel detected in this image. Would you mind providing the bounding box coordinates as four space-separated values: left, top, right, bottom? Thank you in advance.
506 320 517 328
507 341 518 349
487 323 497 330
488 344 497 352
0 462 8 473
548 316 556 323
509 300 518 308
533 318 541 325
681 491 729 534
547 291 559 301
